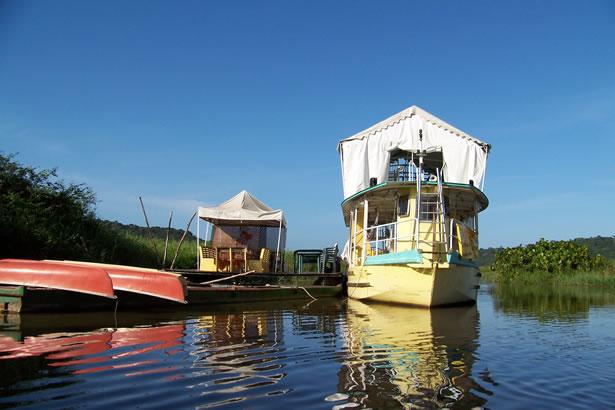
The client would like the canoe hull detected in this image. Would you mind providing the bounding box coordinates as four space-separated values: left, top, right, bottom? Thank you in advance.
0 260 115 299
49 261 187 304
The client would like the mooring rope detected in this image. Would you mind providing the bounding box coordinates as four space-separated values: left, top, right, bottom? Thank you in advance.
295 286 317 301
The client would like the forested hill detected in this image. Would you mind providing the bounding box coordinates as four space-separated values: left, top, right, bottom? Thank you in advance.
101 220 197 242
478 236 615 266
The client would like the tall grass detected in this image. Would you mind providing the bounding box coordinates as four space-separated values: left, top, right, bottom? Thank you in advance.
123 234 197 269
485 265 615 288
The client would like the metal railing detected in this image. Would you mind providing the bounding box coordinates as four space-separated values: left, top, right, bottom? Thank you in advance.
351 216 468 266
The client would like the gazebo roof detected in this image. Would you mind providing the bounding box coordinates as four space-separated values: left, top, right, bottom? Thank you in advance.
197 190 286 227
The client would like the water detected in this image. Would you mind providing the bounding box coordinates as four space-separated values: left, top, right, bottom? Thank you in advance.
2 285 615 409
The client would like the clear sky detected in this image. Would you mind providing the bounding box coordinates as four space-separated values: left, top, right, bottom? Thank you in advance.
1 0 614 249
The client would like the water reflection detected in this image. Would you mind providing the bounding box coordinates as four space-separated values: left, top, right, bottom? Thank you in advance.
2 290 615 409
186 302 343 408
0 301 345 409
339 300 485 408
0 311 187 390
492 283 615 322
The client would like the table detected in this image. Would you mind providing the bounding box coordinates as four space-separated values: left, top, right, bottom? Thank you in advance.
217 247 248 273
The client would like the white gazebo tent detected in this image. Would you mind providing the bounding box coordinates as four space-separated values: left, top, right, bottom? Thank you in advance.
196 191 287 272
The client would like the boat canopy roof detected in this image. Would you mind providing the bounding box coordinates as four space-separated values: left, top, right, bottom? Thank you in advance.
198 190 286 228
337 105 491 199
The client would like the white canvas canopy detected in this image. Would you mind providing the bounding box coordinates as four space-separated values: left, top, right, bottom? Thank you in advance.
337 105 491 199
197 190 286 227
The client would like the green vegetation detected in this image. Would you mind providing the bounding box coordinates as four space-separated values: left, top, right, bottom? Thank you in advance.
478 236 615 267
0 153 196 269
487 238 614 287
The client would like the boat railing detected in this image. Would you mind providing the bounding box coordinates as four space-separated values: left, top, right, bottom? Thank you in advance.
352 220 418 262
365 221 399 256
352 216 457 265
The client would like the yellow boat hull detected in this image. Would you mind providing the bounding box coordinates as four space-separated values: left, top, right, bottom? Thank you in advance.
347 263 479 307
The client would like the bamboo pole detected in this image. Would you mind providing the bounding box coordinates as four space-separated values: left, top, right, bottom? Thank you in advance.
139 196 162 267
170 211 197 270
162 210 173 268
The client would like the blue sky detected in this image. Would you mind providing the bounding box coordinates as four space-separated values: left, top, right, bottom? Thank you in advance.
1 0 614 249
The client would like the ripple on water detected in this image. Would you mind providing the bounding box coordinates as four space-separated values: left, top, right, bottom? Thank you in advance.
1 292 615 409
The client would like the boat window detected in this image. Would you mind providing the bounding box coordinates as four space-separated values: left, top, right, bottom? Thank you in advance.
388 150 416 182
388 149 444 182
398 195 409 216
419 194 439 221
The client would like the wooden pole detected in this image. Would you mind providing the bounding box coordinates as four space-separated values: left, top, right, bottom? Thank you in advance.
162 210 173 268
170 211 197 270
139 196 162 267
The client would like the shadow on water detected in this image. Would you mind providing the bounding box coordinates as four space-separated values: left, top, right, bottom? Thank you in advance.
490 282 615 322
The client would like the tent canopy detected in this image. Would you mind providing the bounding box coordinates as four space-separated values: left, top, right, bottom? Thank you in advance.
198 190 286 227
337 105 491 199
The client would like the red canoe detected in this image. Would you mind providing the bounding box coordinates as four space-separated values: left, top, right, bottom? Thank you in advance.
0 259 115 299
47 260 187 304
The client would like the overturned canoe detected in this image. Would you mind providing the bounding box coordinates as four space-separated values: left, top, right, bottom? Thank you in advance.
50 261 187 304
0 259 115 299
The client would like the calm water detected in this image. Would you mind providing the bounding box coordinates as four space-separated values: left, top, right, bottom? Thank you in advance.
2 285 615 409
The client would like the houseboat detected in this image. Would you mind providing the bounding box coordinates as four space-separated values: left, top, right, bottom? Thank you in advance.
338 106 490 307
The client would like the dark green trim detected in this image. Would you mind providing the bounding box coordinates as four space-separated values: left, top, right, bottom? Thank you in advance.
0 286 24 297
341 181 489 209
341 182 387 205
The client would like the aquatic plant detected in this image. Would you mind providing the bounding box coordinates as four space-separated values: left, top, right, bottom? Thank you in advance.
492 238 609 282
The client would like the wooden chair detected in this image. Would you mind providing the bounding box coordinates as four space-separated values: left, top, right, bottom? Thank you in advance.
199 246 217 272
247 248 271 273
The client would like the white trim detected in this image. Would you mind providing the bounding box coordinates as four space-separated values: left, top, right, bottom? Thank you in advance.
362 199 368 264
205 222 210 245
274 216 283 273
196 213 200 270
